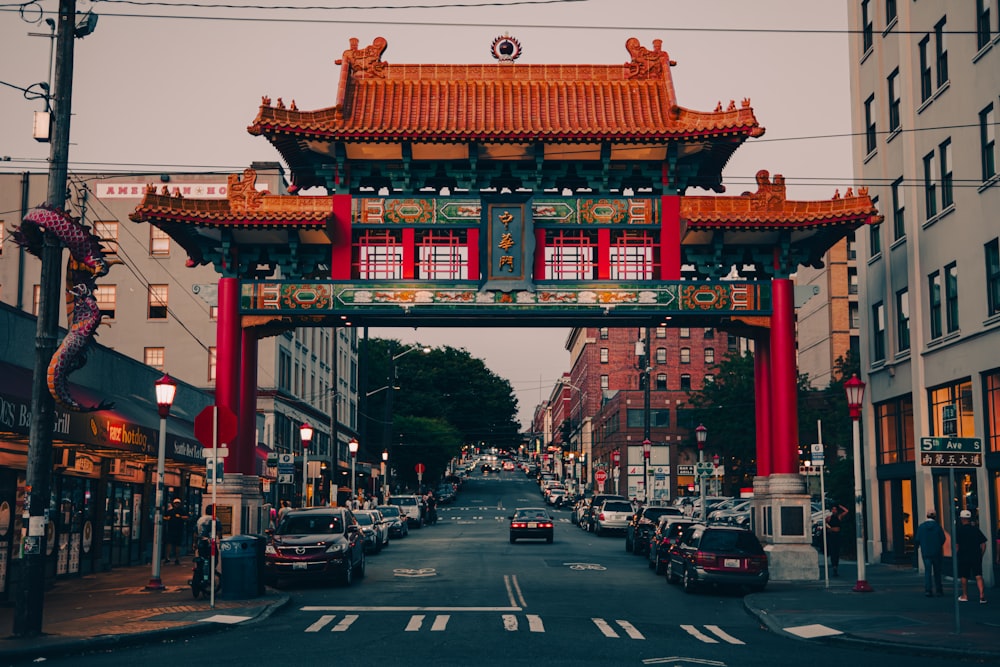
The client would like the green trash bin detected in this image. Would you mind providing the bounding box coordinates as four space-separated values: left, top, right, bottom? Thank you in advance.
219 535 260 599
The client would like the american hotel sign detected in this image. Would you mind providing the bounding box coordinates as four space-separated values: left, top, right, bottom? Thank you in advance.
96 181 269 199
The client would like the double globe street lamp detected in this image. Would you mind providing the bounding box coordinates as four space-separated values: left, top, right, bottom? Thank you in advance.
300 423 313 507
349 437 359 503
146 373 176 591
844 374 873 593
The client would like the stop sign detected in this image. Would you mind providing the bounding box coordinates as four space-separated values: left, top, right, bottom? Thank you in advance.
594 468 608 484
414 463 426 474
194 405 238 447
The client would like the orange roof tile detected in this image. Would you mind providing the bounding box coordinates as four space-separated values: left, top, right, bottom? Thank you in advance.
248 37 763 144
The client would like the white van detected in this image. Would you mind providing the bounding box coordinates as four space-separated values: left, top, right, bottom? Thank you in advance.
392 495 425 528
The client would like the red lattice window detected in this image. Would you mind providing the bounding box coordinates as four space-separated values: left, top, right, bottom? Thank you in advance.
416 229 469 280
356 230 403 279
543 229 597 280
610 230 656 280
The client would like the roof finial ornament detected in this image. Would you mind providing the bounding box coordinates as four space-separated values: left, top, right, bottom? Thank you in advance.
625 37 674 79
491 34 522 62
336 36 388 79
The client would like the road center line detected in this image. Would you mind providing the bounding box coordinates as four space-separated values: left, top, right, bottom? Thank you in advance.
302 606 522 612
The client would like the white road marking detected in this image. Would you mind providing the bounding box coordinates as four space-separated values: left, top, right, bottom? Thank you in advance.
705 624 744 644
405 615 425 631
198 614 251 624
502 614 518 631
784 624 843 638
303 605 522 612
643 658 726 666
332 615 358 632
616 619 645 639
431 614 450 631
526 614 545 632
305 615 335 632
592 617 619 638
681 624 719 643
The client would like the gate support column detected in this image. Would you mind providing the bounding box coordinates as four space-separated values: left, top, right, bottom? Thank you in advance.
752 332 771 535
762 277 817 582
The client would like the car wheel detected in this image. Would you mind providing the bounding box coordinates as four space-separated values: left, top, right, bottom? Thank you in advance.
667 560 680 584
682 566 698 594
355 551 366 579
340 560 354 587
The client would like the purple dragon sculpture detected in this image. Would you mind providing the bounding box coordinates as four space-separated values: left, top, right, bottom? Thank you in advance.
12 204 113 412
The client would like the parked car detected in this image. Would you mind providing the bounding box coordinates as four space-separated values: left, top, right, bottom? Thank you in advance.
546 484 569 507
686 496 731 521
571 497 590 526
707 499 752 525
582 494 627 532
625 505 683 554
666 524 768 593
392 495 426 528
509 507 554 544
377 505 409 538
647 517 696 574
354 509 389 553
593 499 634 536
263 507 366 586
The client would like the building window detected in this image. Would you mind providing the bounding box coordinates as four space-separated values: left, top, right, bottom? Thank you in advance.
600 348 609 364
704 374 715 386
861 0 873 53
609 230 656 280
875 395 915 465
600 374 609 390
848 267 858 294
544 229 597 280
599 327 609 339
934 17 948 88
357 230 403 279
32 284 40 316
887 69 900 133
985 370 1000 454
144 347 165 370
679 327 690 338
896 288 910 352
655 327 666 338
703 328 714 339
150 227 170 256
929 271 942 339
923 149 938 219
209 305 218 320
891 177 905 240
850 302 860 329
918 36 932 102
416 229 469 279
278 349 291 391
148 284 168 319
981 104 996 182
986 239 1000 317
940 139 953 209
680 347 690 364
704 348 715 364
680 374 691 391
929 380 973 438
885 0 896 24
945 262 959 333
655 347 666 364
94 221 119 259
94 285 116 320
208 347 217 382
656 373 667 390
0 221 3 256
864 94 877 154
872 302 886 362
869 196 882 255
978 0 993 50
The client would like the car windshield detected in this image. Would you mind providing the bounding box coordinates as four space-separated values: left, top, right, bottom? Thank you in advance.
603 501 632 512
355 513 373 525
396 498 417 506
644 507 679 521
515 509 549 520
378 506 400 517
700 530 763 554
280 514 342 535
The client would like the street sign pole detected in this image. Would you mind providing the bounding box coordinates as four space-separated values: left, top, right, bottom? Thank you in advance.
814 421 828 588
950 467 960 634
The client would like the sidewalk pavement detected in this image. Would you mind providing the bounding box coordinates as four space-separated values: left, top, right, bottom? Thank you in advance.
0 557 996 662
0 559 290 664
745 559 1000 660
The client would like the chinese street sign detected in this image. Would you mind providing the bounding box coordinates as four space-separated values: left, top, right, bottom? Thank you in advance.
920 451 982 468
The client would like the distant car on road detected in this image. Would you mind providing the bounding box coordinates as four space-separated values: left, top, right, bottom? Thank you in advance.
593 499 634 536
392 495 426 528
509 507 554 544
377 505 409 539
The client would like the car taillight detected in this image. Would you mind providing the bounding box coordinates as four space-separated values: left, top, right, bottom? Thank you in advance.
598 513 605 520
748 555 767 570
694 551 717 567
511 522 526 528
540 522 553 528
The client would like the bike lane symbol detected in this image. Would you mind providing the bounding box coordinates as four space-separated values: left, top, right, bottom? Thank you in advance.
563 562 606 571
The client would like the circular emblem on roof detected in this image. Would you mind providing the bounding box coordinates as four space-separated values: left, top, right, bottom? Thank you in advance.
491 34 522 62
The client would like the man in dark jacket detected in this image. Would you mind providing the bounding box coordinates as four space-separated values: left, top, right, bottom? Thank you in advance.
914 509 946 597
956 510 988 603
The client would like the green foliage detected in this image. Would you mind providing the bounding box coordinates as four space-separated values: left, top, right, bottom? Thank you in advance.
390 415 463 488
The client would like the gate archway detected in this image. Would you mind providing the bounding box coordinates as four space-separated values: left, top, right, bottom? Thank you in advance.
130 36 880 579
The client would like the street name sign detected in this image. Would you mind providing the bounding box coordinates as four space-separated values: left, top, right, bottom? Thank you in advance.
919 437 982 453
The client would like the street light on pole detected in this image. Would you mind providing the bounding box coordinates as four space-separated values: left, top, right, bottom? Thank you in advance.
382 345 431 462
300 423 313 507
146 373 176 591
636 328 652 501
612 448 621 495
381 449 389 504
642 439 651 503
844 374 873 593
349 438 359 504
695 424 707 520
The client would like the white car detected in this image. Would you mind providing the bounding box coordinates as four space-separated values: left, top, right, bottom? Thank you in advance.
593 499 634 535
392 495 426 528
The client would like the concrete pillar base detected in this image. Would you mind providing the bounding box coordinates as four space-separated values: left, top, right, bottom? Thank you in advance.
203 474 265 535
765 542 820 582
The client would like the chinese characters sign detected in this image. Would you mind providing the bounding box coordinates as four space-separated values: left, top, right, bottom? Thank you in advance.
483 197 534 292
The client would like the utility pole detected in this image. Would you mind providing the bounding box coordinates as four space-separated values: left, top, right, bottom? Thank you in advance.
14 0 77 637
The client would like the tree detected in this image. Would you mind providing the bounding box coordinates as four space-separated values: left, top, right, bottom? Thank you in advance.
390 415 463 490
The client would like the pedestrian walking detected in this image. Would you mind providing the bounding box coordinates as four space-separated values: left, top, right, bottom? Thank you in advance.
825 504 848 576
277 499 292 521
163 498 189 564
914 509 946 597
956 509 988 603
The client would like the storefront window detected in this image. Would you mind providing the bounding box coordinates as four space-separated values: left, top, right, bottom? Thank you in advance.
984 369 1000 454
929 379 974 437
874 394 914 464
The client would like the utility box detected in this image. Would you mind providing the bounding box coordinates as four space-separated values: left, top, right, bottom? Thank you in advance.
219 535 262 599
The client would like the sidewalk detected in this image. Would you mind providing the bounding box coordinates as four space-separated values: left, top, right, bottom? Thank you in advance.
0 560 289 664
744 559 1000 660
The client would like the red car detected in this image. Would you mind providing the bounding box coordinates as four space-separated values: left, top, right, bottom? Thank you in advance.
666 524 768 593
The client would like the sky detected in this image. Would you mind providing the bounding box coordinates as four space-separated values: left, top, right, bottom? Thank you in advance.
0 0 855 428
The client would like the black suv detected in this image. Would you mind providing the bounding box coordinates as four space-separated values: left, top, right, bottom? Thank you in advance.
264 508 366 587
625 505 683 554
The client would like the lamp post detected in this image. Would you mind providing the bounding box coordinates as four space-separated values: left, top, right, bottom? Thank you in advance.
382 345 431 455
636 328 652 501
300 423 313 507
844 374 873 593
712 453 721 496
642 439 651 503
612 448 621 495
349 438 359 504
695 424 707 520
381 449 389 504
146 373 176 591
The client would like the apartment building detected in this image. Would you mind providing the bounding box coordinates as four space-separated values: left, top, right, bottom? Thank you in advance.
848 1 1000 579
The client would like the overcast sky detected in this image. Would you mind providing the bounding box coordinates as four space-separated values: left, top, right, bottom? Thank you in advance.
0 0 854 428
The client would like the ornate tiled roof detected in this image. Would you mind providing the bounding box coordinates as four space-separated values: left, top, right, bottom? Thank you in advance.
248 37 763 144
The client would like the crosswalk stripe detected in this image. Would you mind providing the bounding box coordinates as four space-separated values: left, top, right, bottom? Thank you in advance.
526 614 545 633
680 624 718 643
616 620 645 640
305 615 335 632
332 615 358 632
406 615 425 631
705 624 744 644
592 618 619 638
430 615 450 631
502 614 518 631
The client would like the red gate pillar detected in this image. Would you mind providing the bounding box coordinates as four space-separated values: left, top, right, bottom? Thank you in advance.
216 277 241 469
769 277 799 475
237 328 259 476
753 332 772 479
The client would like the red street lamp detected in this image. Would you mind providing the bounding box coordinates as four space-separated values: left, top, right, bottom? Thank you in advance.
695 424 707 516
642 439 651 459
348 438 359 501
843 374 873 593
300 423 313 507
146 374 176 591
